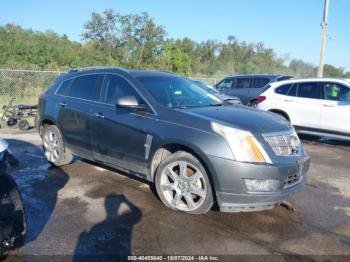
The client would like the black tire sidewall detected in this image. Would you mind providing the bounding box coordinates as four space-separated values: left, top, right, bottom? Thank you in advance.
18 120 29 131
155 151 214 214
0 173 26 243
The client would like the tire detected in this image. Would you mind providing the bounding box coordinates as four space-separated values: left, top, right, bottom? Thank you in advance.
41 125 73 166
155 151 213 214
18 119 30 131
0 174 26 258
6 118 17 128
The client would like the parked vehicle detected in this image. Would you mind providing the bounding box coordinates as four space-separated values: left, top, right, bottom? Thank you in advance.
0 138 25 259
38 67 309 214
215 74 293 106
257 78 350 140
191 79 242 105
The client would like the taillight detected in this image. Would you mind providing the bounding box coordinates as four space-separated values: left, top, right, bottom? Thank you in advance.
256 96 266 104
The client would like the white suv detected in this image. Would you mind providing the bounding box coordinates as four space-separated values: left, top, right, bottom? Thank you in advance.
257 78 350 140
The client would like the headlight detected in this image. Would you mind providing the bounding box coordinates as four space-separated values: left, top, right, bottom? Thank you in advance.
211 122 271 163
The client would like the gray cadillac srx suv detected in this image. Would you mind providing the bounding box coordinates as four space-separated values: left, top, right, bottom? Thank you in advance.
38 67 309 214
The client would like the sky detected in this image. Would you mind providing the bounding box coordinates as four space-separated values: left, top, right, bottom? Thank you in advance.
1 0 349 71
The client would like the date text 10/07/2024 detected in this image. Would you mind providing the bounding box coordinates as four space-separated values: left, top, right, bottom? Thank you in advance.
128 256 219 261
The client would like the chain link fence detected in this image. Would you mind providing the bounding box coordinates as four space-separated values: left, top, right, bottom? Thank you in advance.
0 68 221 116
0 69 62 112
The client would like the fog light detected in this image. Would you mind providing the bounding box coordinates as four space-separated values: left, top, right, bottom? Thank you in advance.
244 179 280 192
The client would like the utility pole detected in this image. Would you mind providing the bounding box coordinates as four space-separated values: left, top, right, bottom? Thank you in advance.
317 0 330 77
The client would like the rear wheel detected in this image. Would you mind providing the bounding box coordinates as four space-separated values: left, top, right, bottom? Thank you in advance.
155 151 213 214
18 119 30 131
42 125 73 166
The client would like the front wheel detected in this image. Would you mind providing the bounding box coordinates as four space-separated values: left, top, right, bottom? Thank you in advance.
42 125 73 166
155 151 213 214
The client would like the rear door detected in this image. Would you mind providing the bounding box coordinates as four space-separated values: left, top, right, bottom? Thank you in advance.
91 73 150 175
320 82 350 134
292 82 323 129
230 77 251 104
56 74 102 158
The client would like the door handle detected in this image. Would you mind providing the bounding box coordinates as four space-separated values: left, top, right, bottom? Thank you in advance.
284 99 292 102
323 104 335 107
94 112 105 119
59 102 67 107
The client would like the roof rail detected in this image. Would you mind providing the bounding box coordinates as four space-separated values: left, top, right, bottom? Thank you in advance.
68 66 127 74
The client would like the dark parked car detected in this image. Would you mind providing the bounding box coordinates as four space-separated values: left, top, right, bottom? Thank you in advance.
191 79 242 105
38 67 309 214
215 74 293 106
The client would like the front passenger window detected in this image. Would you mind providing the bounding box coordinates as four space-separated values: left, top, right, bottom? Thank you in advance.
216 78 233 90
324 83 350 102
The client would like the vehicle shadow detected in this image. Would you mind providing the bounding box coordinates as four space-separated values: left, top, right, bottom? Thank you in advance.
299 134 350 148
73 194 142 260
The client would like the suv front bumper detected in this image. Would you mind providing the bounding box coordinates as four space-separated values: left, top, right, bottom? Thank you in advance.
207 155 310 212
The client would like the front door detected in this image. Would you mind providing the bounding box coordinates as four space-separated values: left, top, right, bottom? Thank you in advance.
320 82 350 134
91 74 150 175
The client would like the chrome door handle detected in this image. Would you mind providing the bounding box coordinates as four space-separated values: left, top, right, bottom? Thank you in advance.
59 102 67 107
94 113 105 119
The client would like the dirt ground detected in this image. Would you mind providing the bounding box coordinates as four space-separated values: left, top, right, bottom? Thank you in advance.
1 129 349 261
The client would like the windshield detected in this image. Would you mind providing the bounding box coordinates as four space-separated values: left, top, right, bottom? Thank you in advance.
137 76 221 109
192 80 219 94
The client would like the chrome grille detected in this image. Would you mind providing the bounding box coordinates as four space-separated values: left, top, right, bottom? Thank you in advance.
263 133 300 156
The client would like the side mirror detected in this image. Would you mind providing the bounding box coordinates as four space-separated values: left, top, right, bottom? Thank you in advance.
116 95 147 111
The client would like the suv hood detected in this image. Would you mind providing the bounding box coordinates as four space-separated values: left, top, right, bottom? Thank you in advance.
184 106 291 134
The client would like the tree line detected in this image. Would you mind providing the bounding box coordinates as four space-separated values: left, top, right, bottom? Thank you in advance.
0 9 349 78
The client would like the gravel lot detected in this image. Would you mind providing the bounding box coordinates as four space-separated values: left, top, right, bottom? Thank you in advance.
1 129 350 260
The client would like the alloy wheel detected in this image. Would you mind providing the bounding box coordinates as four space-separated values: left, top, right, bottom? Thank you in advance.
43 131 60 163
159 161 207 212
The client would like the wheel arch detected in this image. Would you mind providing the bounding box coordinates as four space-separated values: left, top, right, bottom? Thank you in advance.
268 109 290 122
39 116 58 135
149 142 218 204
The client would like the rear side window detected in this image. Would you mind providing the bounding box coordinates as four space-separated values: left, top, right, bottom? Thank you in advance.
276 84 292 95
68 75 101 100
217 78 234 90
103 74 141 105
252 78 270 88
235 78 250 89
297 82 322 99
56 79 73 96
288 84 297 96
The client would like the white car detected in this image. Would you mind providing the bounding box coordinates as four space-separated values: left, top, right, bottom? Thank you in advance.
257 78 350 140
